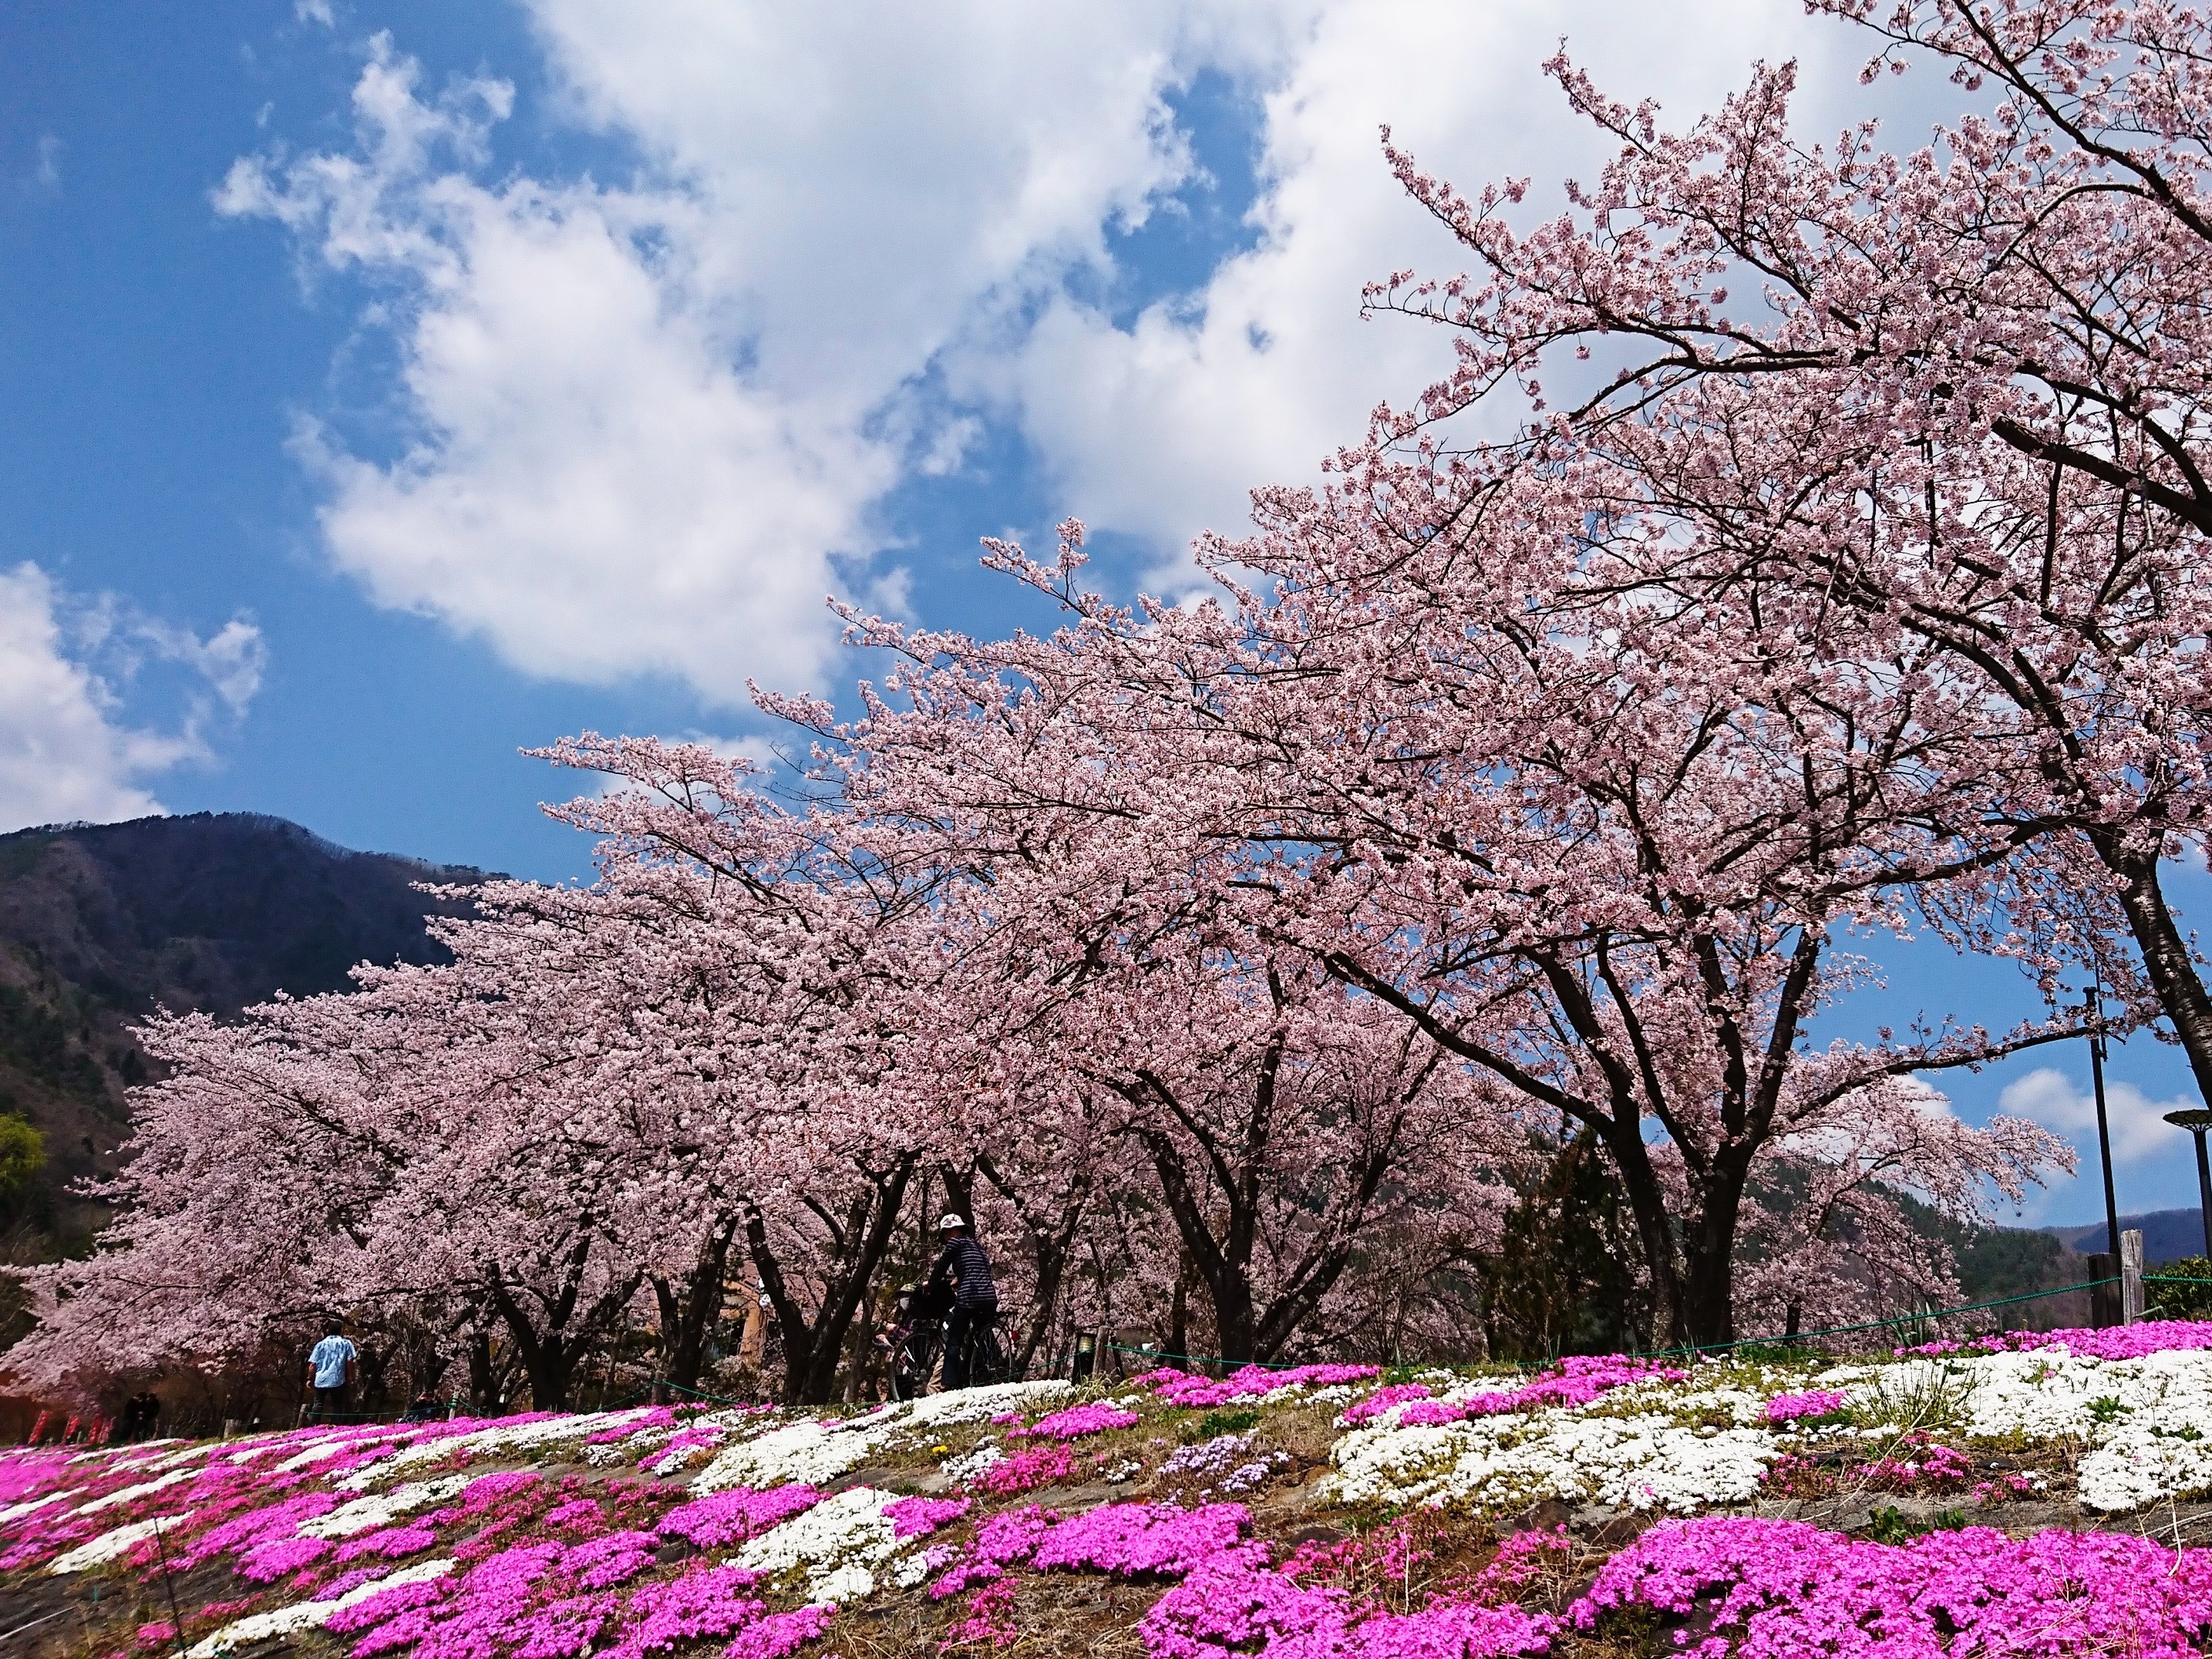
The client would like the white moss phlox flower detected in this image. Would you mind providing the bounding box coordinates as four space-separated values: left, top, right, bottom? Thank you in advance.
76 1468 197 1514
903 1380 1069 1428
1323 1408 1777 1513
50 1514 188 1574
735 1485 901 1603
184 1557 454 1657
300 1473 473 1539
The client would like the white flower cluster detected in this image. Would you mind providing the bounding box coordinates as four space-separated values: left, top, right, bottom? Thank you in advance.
733 1485 902 1604
333 1407 659 1490
691 1381 1067 1493
50 1513 190 1574
1836 1347 2212 1512
75 1467 197 1515
184 1557 455 1657
1323 1408 1779 1513
300 1473 473 1539
940 1444 1003 1483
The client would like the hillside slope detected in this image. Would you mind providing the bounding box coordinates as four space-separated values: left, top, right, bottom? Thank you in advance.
0 813 487 1251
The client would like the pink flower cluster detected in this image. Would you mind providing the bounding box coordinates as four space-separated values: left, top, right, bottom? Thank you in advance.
1387 1357 1682 1428
970 1444 1078 1496
1761 1389 1847 1425
1143 1544 1557 1659
1897 1318 2212 1361
884 1496 970 1540
1577 1516 2212 1658
1134 1365 1381 1409
1338 1385 1436 1426
1012 1402 1141 1440
586 1408 675 1445
656 1485 822 1550
930 1500 1253 1619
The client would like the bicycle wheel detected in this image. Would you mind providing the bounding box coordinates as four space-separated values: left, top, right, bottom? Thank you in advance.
975 1324 1012 1385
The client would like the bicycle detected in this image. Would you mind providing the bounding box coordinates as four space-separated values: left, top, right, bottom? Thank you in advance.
877 1286 1015 1398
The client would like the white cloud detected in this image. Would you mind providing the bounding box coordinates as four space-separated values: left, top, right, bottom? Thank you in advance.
0 566 266 834
980 1 1907 574
1998 1066 2191 1165
227 2 1956 702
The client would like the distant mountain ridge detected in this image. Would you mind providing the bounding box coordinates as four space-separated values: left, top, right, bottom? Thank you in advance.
2042 1209 2209 1266
0 813 489 1250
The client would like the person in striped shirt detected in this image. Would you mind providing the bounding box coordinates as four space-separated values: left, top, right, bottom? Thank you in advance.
928 1213 998 1390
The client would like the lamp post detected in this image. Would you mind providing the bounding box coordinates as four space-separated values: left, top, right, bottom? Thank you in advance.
2089 988 2123 1260
2163 1108 2212 1264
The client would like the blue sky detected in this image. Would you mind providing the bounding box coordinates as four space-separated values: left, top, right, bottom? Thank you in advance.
2 0 2202 1224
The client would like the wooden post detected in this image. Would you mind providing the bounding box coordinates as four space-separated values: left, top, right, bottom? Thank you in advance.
2122 1229 2145 1325
2089 1253 2121 1328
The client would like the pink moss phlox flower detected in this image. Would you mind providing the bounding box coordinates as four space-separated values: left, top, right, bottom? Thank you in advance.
971 1444 1078 1496
1140 1365 1382 1409
600 1566 763 1659
333 1524 439 1563
928 1560 1005 1601
177 1490 340 1570
1014 1403 1141 1441
1392 1358 1678 1428
1763 1390 1848 1425
657 1485 823 1550
1574 1516 2212 1657
1137 1546 1348 1657
1864 1440 1974 1493
543 1499 607 1533
931 1506 1057 1597
350 1538 565 1659
975 1506 1059 1565
1143 1546 1557 1659
454 1470 544 1515
586 1408 676 1445
884 1496 970 1540
237 1532 334 1583
507 1591 618 1659
720 1605 834 1659
1341 1385 1436 1426
1898 1319 2212 1361
662 1427 725 1452
0 1452 78 1506
1029 1503 1248 1577
1468 1529 1571 1599
940 1580 1018 1653
315 1565 396 1600
561 1529 661 1590
326 1577 453 1636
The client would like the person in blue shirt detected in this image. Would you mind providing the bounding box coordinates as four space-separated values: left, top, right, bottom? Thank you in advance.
305 1318 358 1424
927 1213 998 1391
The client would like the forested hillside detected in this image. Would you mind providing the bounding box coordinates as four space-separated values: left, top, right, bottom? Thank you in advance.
0 814 484 1256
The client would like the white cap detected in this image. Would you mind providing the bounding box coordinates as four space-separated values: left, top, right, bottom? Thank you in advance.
938 1213 968 1230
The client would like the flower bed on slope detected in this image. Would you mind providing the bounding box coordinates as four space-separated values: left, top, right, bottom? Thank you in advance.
11 1324 2212 1657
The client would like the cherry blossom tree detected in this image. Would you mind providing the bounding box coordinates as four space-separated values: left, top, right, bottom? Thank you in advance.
844 503 2079 1349
1363 0 2212 1099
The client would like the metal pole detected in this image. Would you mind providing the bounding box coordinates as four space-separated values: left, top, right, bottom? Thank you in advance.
2163 1109 2212 1263
2090 997 2122 1260
2199 1130 2212 1263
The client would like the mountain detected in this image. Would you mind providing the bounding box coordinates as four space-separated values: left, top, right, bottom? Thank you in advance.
2042 1209 2210 1266
0 813 489 1252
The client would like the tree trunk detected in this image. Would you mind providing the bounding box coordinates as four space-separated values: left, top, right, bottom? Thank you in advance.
746 1155 918 1405
2100 838 2212 1111
1168 1246 1192 1369
974 1152 1086 1381
466 1330 499 1414
650 1213 741 1391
